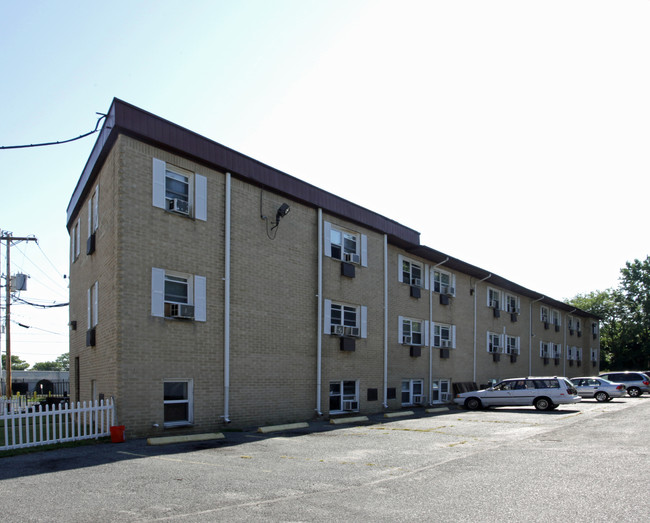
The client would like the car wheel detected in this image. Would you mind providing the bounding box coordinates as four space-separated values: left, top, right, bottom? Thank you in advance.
464 397 482 410
595 391 609 402
550 404 559 410
606 397 613 402
627 387 641 397
534 397 551 411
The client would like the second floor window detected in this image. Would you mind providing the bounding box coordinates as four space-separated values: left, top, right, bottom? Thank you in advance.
433 323 456 348
402 259 423 287
324 222 367 265
400 317 425 345
324 299 367 338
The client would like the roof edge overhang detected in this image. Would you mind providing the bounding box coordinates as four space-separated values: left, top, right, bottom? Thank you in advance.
66 98 420 248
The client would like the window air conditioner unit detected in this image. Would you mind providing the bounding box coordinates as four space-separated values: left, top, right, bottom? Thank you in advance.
344 253 361 264
170 304 195 319
411 277 422 287
344 326 360 337
446 286 455 296
412 395 426 405
168 198 190 215
342 400 358 411
441 339 450 348
332 325 345 336
402 335 412 345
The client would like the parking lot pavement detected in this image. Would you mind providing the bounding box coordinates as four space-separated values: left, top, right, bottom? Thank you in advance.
1 397 649 522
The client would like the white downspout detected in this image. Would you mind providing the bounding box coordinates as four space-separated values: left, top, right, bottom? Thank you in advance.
383 234 388 408
529 296 545 376
316 209 323 415
473 273 492 383
223 172 231 423
430 257 449 405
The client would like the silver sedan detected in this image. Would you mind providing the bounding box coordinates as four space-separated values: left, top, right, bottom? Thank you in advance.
570 377 626 402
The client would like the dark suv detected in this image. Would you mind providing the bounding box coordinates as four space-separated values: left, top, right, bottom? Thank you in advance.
598 371 650 397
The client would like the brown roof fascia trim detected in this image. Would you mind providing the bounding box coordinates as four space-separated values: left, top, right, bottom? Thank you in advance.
406 245 597 319
67 98 420 248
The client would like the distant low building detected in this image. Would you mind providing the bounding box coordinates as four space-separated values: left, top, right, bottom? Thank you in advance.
1 370 70 396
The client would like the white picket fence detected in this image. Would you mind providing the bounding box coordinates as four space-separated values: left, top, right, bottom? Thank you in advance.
1 398 116 451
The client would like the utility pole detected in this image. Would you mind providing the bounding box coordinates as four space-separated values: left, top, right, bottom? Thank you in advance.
1 231 37 400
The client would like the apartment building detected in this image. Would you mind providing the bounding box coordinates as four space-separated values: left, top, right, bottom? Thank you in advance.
66 99 600 437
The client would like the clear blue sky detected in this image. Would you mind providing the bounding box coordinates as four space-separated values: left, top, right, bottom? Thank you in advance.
1 0 649 366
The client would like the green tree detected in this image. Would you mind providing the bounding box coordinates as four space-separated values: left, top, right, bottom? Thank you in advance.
31 361 61 371
567 256 650 371
55 353 70 371
1 354 30 370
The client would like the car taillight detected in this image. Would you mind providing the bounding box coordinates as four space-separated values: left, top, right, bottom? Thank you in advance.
643 381 649 386
617 385 625 390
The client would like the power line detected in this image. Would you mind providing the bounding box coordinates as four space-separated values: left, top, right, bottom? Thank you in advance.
0 113 106 149
12 296 68 308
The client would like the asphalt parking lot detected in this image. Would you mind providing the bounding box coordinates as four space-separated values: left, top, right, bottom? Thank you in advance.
1 397 649 522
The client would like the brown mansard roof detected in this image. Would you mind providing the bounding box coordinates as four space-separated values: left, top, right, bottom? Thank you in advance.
66 98 596 319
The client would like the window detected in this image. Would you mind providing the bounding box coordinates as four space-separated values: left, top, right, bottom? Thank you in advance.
151 268 207 321
487 288 501 309
540 306 549 323
506 335 520 355
540 341 550 358
576 347 583 361
324 222 367 266
591 348 598 362
401 379 424 405
329 380 358 412
324 299 367 338
152 158 207 221
87 281 98 329
552 343 562 359
433 322 456 348
400 317 427 346
402 258 423 287
551 309 561 326
505 294 519 314
433 269 455 295
566 346 575 360
164 379 193 426
71 218 80 262
431 379 450 403
487 332 501 353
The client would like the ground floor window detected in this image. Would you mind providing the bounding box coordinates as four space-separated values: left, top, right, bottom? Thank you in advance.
164 379 193 426
401 379 424 405
329 380 358 412
432 379 451 403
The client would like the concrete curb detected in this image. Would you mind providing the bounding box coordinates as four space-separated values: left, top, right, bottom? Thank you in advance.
425 407 450 414
384 410 414 419
330 416 369 425
257 422 309 434
147 433 225 446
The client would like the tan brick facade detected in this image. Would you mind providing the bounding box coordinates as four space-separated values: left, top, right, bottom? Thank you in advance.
67 100 600 437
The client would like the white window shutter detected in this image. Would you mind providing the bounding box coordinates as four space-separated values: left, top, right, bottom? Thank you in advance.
195 174 207 221
424 320 429 346
424 264 430 290
360 234 368 267
93 185 99 231
398 316 404 343
323 299 332 334
487 332 491 352
398 255 404 283
452 325 457 348
87 287 91 329
152 158 166 209
75 219 80 257
151 267 165 317
194 275 207 322
88 199 92 239
360 306 368 338
92 281 98 327
452 275 457 296
323 222 332 258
